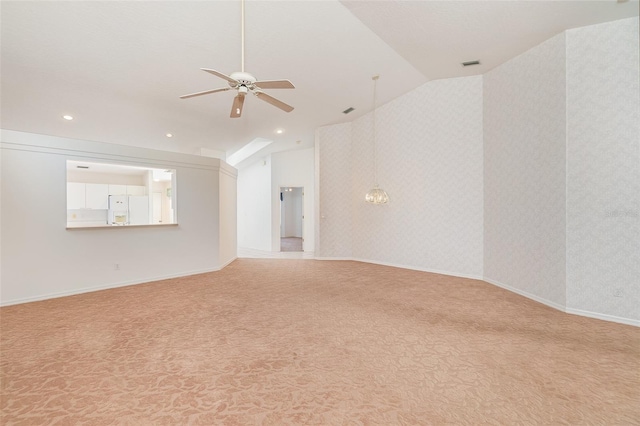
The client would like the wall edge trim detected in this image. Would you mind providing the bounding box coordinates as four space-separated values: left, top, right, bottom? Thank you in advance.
483 277 567 311
311 258 639 327
218 257 238 269
314 256 483 280
352 258 484 280
0 266 224 307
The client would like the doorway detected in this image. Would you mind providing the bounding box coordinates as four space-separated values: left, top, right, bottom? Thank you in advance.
152 192 162 224
280 187 303 252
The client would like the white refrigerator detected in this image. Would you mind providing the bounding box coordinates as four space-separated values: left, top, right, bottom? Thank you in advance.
108 195 149 225
128 196 150 225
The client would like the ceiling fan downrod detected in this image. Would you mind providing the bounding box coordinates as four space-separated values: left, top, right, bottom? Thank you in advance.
178 0 295 118
241 0 245 73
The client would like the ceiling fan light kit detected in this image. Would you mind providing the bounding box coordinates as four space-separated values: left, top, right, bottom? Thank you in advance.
179 0 295 118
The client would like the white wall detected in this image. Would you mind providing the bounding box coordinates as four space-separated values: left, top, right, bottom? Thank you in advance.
1 130 237 306
316 18 638 325
483 17 639 325
219 164 238 267
566 17 640 321
352 76 484 277
316 123 353 258
292 189 303 237
237 156 272 251
483 33 567 308
67 171 145 186
271 148 315 252
317 77 484 278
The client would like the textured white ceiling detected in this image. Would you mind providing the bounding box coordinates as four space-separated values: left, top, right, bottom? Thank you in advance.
341 0 640 81
1 1 637 162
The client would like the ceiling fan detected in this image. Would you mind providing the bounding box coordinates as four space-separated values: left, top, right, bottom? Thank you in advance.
180 0 295 118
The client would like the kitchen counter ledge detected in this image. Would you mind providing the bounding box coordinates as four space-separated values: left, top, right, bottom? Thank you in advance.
66 223 179 230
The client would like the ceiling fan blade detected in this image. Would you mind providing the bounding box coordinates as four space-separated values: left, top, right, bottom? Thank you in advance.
254 79 295 89
179 87 231 99
201 68 239 85
254 91 294 113
230 94 245 118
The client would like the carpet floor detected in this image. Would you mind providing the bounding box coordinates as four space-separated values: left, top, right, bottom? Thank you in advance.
1 259 638 425
280 237 303 252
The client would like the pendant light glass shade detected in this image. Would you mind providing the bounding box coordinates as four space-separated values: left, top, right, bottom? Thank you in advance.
365 185 389 204
365 75 389 205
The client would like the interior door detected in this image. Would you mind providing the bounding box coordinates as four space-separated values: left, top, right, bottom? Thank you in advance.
280 187 304 252
153 192 162 223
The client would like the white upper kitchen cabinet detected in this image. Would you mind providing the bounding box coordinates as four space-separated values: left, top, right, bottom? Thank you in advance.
108 184 145 196
68 183 108 209
67 182 86 209
126 185 146 196
85 184 109 209
108 184 127 196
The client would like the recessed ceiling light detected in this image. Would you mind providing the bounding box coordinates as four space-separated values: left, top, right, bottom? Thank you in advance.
166 133 173 138
276 129 284 134
62 115 73 120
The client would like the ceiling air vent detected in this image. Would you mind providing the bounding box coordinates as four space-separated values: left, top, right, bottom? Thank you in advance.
343 107 355 114
76 165 89 169
462 60 480 67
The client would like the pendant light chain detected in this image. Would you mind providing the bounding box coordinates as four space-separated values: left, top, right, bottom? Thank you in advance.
372 75 379 186
364 75 389 204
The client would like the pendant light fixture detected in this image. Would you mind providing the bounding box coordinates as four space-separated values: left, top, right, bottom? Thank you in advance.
365 75 389 205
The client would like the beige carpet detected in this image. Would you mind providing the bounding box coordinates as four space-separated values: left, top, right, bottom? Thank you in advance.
280 237 303 252
1 259 639 425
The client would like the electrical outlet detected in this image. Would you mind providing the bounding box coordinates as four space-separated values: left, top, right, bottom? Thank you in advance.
114 263 120 270
613 288 623 298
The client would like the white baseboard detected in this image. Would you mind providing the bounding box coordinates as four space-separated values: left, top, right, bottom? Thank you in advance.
0 265 229 307
314 256 354 261
482 277 567 312
316 259 638 327
5 257 636 327
483 277 638 327
219 256 238 269
351 258 484 281
314 256 483 281
565 307 640 327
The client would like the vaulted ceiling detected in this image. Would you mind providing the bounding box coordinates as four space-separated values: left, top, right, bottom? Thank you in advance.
2 1 637 162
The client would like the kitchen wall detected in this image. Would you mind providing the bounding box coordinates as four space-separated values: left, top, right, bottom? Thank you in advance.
67 171 145 185
0 130 237 306
565 17 640 322
483 32 567 309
